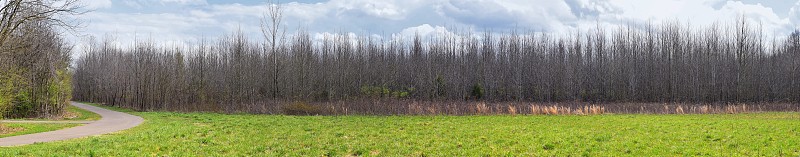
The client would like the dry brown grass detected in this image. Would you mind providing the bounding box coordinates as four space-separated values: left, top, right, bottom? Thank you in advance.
407 102 423 115
59 111 79 120
546 106 561 115
573 105 606 115
698 105 710 114
530 105 542 114
0 124 23 135
281 101 324 115
528 104 604 115
663 104 670 113
726 104 748 114
425 106 437 115
225 100 790 115
593 105 605 114
507 105 518 115
476 102 490 115
657 104 753 114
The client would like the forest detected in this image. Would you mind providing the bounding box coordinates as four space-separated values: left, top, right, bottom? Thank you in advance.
0 0 794 117
0 0 79 118
71 17 800 115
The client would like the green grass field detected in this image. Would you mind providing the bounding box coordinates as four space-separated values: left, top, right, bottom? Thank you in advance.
0 104 96 139
0 123 79 138
63 104 101 121
1 103 799 156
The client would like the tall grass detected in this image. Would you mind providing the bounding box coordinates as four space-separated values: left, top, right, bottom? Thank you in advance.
209 100 786 115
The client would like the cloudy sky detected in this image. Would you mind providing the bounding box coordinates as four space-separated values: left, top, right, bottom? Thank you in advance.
71 0 800 52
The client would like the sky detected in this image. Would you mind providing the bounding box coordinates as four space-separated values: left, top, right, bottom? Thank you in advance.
70 0 800 54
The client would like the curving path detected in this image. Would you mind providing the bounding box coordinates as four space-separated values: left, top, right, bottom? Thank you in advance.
0 102 143 147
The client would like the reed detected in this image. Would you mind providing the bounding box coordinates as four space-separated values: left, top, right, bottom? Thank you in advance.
507 105 518 115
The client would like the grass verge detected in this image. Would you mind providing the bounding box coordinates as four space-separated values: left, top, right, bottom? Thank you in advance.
0 102 95 139
63 104 101 121
0 123 80 138
8 103 101 121
1 104 799 156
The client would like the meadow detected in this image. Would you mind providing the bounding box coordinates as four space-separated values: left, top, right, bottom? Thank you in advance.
0 103 798 156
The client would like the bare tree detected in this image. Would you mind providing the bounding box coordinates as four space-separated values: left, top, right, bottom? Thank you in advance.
0 0 84 49
261 0 285 99
72 18 800 114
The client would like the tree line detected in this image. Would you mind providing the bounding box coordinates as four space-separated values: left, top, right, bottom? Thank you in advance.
0 0 81 118
71 18 800 114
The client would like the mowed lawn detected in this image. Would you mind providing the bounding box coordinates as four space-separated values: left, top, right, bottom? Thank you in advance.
2 105 799 156
0 104 100 139
0 123 79 138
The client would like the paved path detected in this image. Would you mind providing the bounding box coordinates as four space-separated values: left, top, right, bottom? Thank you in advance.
0 102 143 147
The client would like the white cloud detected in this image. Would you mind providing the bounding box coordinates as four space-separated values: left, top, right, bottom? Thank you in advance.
159 0 207 5
74 11 223 54
396 24 459 40
608 0 773 25
789 1 800 30
598 0 794 36
566 0 622 18
122 0 143 9
84 0 112 9
328 0 408 20
720 1 791 33
189 10 213 18
208 3 264 17
121 0 207 8
432 0 635 33
75 0 800 58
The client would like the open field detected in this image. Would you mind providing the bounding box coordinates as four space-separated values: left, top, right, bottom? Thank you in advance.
0 103 797 156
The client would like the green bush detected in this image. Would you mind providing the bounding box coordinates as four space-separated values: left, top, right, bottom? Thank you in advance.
360 85 389 98
43 69 71 114
0 69 22 118
391 87 415 99
0 96 8 118
10 91 33 118
0 81 11 118
471 83 484 100
391 91 409 98
434 75 446 98
360 85 413 99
